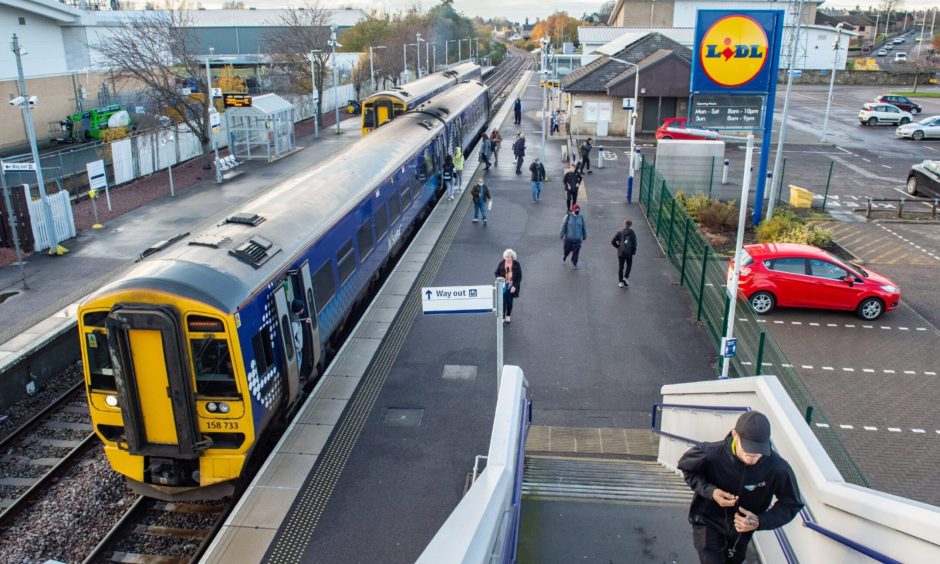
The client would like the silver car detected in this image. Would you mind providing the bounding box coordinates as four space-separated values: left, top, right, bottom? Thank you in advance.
897 116 940 140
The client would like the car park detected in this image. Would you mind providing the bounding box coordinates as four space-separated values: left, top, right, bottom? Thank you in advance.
896 115 940 140
877 48 888 56
729 243 901 320
873 94 922 114
858 103 912 126
906 160 940 197
894 52 907 62
655 117 721 140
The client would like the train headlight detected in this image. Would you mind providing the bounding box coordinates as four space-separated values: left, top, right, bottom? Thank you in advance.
105 395 118 407
218 402 230 414
207 402 218 413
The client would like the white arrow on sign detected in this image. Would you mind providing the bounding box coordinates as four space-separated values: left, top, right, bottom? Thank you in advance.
2 162 36 172
421 285 494 315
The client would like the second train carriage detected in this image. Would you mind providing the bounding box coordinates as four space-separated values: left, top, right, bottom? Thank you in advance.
78 82 490 500
361 62 481 135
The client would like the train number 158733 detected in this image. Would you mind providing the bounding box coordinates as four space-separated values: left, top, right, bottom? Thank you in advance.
206 420 239 430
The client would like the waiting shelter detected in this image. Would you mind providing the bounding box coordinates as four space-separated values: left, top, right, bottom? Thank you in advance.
225 93 295 162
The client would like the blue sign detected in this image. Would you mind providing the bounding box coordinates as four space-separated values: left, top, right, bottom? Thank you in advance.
722 337 738 358
691 10 785 94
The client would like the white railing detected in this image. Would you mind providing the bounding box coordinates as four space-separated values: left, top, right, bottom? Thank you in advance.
657 376 940 563
24 185 75 252
417 365 530 564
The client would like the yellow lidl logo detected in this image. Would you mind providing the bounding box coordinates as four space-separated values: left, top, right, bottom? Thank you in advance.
700 15 769 88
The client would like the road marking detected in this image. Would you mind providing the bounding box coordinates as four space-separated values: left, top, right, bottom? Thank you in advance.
864 426 878 431
904 370 916 374
774 320 784 324
840 424 854 429
899 327 909 331
827 323 838 327
842 367 854 372
862 157 871 162
822 366 834 371
863 368 875 373
927 371 937 376
884 369 896 374
809 322 820 326
912 429 926 434
888 427 902 432
816 423 830 428
917 328 928 331
881 164 892 169
863 324 873 329
802 364 814 369
880 326 891 330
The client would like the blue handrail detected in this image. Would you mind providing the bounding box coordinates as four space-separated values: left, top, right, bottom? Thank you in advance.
651 402 903 564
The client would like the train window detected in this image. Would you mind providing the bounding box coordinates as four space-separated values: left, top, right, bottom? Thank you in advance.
313 261 336 311
363 106 376 128
394 104 405 117
400 181 412 208
85 330 116 390
191 337 238 397
337 240 356 283
83 311 108 327
412 179 422 200
388 190 400 222
375 203 388 238
251 328 274 375
357 220 373 258
280 313 294 361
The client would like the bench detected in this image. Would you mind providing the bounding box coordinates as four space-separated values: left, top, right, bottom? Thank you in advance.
216 155 244 180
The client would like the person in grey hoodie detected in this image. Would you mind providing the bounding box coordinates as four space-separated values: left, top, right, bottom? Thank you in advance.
560 204 587 269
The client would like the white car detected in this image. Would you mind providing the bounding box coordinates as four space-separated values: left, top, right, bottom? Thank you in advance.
877 48 888 56
896 115 940 140
895 52 908 62
893 37 905 44
858 103 913 126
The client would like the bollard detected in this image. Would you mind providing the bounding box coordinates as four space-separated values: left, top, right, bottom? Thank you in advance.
597 145 605 169
722 159 730 184
898 197 905 219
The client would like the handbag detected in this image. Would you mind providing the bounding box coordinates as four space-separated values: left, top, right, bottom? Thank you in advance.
487 197 493 211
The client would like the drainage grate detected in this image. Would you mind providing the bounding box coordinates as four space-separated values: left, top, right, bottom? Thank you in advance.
383 408 424 427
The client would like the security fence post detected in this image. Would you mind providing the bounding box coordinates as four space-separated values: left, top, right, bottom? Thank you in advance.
679 218 692 286
656 179 667 237
779 158 787 208
718 292 731 377
822 160 834 211
708 156 716 198
755 331 766 376
666 197 677 260
696 247 709 321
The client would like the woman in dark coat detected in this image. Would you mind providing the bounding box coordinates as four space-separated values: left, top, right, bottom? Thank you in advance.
494 248 522 324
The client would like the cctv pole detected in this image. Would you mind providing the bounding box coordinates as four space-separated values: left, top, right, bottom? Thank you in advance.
11 33 61 254
820 24 844 143
540 37 548 164
369 46 376 93
205 48 222 184
766 0 805 220
311 50 319 139
403 44 409 83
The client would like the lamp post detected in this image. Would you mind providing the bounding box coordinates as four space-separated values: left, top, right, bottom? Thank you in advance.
403 44 409 83
474 38 480 62
432 44 437 72
10 33 62 255
460 38 470 62
820 23 845 143
369 45 386 93
205 47 223 184
446 39 457 66
416 32 424 78
309 49 321 138
609 56 640 202
539 37 549 164
329 25 341 134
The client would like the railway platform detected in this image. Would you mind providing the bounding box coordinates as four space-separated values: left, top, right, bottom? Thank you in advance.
203 71 715 562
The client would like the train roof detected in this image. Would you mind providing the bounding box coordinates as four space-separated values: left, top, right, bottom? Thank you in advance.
87 82 488 314
365 63 480 105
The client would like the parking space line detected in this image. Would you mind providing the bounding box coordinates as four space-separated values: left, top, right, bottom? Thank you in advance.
889 427 902 432
913 429 926 434
842 367 854 372
816 423 830 428
801 365 813 369
883 369 896 374
864 426 878 431
840 424 854 429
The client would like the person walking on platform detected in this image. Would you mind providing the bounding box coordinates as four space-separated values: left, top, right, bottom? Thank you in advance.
678 411 803 564
513 97 522 125
529 157 546 203
490 129 502 167
579 137 594 174
611 219 637 287
453 147 465 190
560 204 587 269
562 164 582 211
470 177 491 225
549 110 556 136
442 154 456 201
479 133 493 171
495 248 522 325
552 111 562 135
513 133 526 175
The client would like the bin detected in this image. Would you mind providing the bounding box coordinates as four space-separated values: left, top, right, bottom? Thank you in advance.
789 185 814 208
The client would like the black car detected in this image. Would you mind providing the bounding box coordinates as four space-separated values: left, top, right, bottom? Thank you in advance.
874 95 922 114
907 160 940 197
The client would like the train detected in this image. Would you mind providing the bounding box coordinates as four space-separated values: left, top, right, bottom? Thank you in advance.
361 62 481 135
78 80 491 500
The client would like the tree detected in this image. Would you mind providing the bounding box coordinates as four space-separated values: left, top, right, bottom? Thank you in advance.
908 52 939 92
262 1 332 124
598 1 616 24
222 1 245 8
531 12 581 47
216 65 247 93
92 5 217 169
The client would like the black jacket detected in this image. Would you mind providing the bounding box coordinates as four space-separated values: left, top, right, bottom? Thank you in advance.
513 137 526 157
529 162 546 182
611 228 637 256
495 260 522 297
563 170 582 191
678 434 803 538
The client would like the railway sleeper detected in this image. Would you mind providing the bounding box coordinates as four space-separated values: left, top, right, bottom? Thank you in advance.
108 552 189 564
133 523 209 539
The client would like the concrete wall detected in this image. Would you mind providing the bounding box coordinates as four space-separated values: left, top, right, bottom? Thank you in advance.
612 0 675 27
0 5 70 81
658 376 940 564
778 69 923 85
566 92 640 137
673 0 817 27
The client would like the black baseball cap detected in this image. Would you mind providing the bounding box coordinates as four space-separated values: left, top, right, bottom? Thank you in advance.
735 411 772 455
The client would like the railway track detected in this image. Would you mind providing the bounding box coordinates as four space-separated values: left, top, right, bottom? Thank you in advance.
0 380 96 527
484 49 534 105
83 496 229 564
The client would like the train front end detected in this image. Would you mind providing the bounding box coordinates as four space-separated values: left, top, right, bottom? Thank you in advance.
79 289 254 500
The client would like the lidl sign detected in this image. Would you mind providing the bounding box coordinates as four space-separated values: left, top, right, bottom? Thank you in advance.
691 10 783 93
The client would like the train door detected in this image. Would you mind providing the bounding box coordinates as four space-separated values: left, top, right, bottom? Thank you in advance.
273 284 300 402
288 261 322 378
375 100 393 128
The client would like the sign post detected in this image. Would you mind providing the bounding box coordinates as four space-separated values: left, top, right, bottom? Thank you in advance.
86 159 111 211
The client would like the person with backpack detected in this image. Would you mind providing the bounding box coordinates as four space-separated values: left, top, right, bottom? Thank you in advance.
513 133 526 175
529 157 546 203
610 219 638 287
442 154 456 201
562 164 582 211
579 137 594 174
560 204 587 269
470 177 491 225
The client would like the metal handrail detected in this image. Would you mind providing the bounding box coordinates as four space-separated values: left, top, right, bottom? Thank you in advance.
651 402 902 564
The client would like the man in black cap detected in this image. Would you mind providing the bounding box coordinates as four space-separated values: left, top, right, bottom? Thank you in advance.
677 411 804 563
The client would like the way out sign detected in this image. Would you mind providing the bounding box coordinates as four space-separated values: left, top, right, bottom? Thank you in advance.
421 285 494 315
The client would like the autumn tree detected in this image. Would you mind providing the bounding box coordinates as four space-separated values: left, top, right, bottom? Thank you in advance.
92 5 217 169
216 65 247 93
530 12 582 47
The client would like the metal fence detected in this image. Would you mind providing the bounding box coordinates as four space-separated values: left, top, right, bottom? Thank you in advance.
638 156 869 487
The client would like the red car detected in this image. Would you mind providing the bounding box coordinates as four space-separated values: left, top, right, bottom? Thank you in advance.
655 118 721 140
728 243 901 320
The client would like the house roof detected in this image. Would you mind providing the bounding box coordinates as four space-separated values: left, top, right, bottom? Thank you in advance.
563 32 691 93
816 12 874 28
605 49 676 89
76 8 366 28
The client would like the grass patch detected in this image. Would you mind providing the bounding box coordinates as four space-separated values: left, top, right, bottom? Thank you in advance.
891 91 940 98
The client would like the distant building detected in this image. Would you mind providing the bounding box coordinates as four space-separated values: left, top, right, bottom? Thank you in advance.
607 0 821 28
816 12 876 46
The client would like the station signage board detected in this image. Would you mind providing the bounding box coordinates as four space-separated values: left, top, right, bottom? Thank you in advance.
2 162 36 172
223 94 253 108
421 285 494 315
690 94 765 130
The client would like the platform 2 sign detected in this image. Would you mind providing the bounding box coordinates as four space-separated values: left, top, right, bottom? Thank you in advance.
421 285 494 315
223 94 252 108
691 94 764 130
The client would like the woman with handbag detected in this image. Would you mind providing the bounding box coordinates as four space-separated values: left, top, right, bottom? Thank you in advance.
495 249 522 324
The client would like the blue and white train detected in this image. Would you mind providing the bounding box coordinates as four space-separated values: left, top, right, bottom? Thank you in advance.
77 81 491 499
